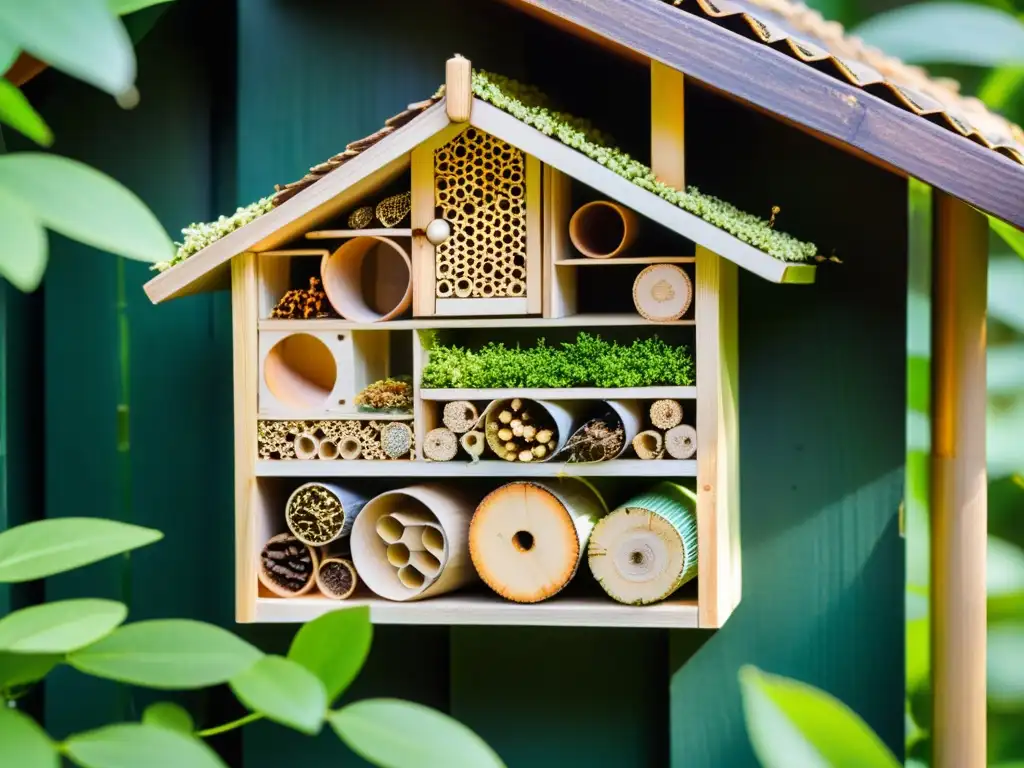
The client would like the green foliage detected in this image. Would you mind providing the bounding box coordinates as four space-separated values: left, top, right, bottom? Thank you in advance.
0 599 126 653
739 665 901 768
329 698 507 768
0 184 46 292
141 702 194 734
0 79 52 146
471 70 818 263
63 724 227 768
153 196 275 273
68 619 263 689
0 517 162 583
0 706 59 768
229 655 328 735
288 604 373 703
421 332 694 389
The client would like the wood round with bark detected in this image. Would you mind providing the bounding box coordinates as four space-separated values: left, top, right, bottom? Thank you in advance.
259 532 319 597
316 557 358 600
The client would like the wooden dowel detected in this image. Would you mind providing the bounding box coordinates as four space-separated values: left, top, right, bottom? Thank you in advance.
446 54 472 122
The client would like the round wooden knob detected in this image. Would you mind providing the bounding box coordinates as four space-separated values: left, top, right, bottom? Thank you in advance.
426 218 452 245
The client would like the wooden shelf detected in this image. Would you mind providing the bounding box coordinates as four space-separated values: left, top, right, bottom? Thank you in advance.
258 314 694 331
253 593 699 628
419 386 697 401
257 411 413 422
255 458 696 477
555 256 696 266
305 229 412 239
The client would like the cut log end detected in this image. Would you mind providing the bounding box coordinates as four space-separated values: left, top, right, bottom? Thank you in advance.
259 533 318 597
316 558 358 600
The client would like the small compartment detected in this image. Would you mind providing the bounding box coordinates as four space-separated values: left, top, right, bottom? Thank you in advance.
321 236 412 322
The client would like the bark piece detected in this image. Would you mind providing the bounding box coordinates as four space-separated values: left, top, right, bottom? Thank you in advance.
259 533 318 597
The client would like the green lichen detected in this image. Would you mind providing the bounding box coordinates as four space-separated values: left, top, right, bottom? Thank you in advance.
470 70 818 263
421 332 694 389
153 196 274 272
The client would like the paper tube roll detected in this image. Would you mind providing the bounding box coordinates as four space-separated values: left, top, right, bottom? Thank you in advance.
286 482 366 547
588 482 698 605
569 200 639 259
316 557 358 600
470 479 607 603
320 236 412 323
351 484 478 601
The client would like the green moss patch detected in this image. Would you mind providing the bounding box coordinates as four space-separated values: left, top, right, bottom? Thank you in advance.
154 196 274 273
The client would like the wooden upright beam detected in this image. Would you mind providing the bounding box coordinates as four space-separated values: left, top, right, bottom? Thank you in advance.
931 192 988 768
650 61 685 190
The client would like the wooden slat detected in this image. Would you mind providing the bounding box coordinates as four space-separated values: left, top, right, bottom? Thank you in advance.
651 61 686 189
499 0 1024 230
472 99 816 283
695 245 741 628
434 297 530 315
526 153 543 314
257 313 694 330
255 458 697 478
931 192 988 768
543 165 577 318
232 253 260 622
143 100 452 305
420 385 697 400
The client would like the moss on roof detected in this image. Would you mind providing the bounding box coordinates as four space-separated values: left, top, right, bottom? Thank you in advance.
154 196 273 273
471 70 817 262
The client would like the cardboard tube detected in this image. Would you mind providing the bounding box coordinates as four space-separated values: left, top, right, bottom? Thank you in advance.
569 200 639 259
339 436 362 460
470 479 606 603
557 400 642 463
318 438 340 460
376 514 405 545
286 482 366 547
293 432 320 460
483 399 583 462
632 430 665 460
409 550 442 578
387 542 411 567
316 558 358 600
351 484 478 601
320 236 412 322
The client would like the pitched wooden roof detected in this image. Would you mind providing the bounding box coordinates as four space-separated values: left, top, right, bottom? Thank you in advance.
501 0 1024 229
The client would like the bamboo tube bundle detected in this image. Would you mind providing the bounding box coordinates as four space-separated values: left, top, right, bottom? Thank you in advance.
632 264 693 321
258 533 318 597
665 424 697 460
442 400 479 434
588 482 698 605
568 200 639 259
649 400 683 430
483 398 580 462
470 480 606 603
317 438 340 460
293 431 320 460
632 430 665 460
338 435 362 460
559 400 642 463
316 558 358 600
285 482 366 547
350 484 478 601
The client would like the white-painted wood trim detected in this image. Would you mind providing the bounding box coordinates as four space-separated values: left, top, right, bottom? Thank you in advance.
257 410 412 421
420 386 696 401
306 229 412 239
144 101 452 304
259 314 693 331
253 594 699 628
434 297 530 316
470 99 815 284
255 458 696 478
555 256 695 266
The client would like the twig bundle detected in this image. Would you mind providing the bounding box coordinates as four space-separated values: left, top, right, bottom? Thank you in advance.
562 414 624 463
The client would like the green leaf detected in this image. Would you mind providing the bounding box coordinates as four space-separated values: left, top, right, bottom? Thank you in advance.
329 699 506 768
0 32 17 72
851 3 1024 65
988 623 1024 709
68 619 263 690
230 655 327 735
0 598 127 653
107 0 176 14
989 536 1024 598
991 218 1024 261
141 702 194 735
739 665 901 768
0 707 59 768
0 154 172 264
0 79 52 146
0 184 46 292
0 651 61 688
64 723 227 768
288 606 372 702
0 0 135 97
978 66 1024 110
906 617 930 694
0 517 162 583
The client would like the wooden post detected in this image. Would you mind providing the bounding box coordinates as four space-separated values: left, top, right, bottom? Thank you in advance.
650 61 685 189
446 55 472 123
931 191 988 768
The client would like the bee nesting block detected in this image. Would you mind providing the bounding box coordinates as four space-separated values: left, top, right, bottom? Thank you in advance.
649 400 684 430
460 430 485 462
664 424 697 460
380 422 413 459
317 558 358 600
285 483 366 546
442 401 479 434
424 428 458 461
338 436 362 460
632 430 665 460
259 533 318 597
318 438 340 460
293 431 320 460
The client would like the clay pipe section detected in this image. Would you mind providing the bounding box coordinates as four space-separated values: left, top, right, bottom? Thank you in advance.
568 200 639 259
320 236 412 322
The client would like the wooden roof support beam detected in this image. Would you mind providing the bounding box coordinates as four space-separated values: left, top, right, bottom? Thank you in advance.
931 191 988 768
651 61 685 190
446 55 472 123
